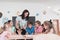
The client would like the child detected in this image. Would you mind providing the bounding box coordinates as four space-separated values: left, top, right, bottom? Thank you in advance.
7 20 15 34
35 21 43 34
43 20 55 34
0 22 11 40
26 22 34 35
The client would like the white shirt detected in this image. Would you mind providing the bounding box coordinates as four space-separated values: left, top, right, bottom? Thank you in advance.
16 16 27 29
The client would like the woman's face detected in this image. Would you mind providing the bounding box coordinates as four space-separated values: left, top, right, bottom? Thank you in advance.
24 12 28 17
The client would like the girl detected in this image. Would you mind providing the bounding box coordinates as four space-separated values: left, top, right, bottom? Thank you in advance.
35 21 43 34
43 20 55 34
0 22 11 40
7 20 15 34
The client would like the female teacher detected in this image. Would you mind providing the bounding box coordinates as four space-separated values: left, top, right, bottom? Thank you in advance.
16 9 30 29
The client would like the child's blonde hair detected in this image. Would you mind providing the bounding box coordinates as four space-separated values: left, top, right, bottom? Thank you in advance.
44 21 52 29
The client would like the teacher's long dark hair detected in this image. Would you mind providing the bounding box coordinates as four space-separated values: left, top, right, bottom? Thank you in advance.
20 9 30 20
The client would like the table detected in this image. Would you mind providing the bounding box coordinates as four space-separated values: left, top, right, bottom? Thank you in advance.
4 34 60 40
8 35 33 40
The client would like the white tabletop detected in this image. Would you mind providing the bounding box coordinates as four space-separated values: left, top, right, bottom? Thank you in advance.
1 34 60 40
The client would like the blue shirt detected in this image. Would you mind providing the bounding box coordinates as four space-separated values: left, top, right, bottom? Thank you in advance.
26 26 35 35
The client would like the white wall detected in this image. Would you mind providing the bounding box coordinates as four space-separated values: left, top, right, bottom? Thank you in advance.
0 2 60 27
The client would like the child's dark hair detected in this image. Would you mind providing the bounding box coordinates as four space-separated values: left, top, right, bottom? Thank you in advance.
35 21 41 25
49 19 52 24
41 24 44 27
48 19 53 29
7 20 12 24
27 21 33 25
3 22 7 30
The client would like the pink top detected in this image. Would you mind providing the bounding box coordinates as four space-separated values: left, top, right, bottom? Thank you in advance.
35 26 43 34
0 31 11 40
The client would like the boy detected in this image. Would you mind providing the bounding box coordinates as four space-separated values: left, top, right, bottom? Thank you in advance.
26 22 35 35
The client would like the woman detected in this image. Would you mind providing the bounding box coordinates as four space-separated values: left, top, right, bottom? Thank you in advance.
16 9 30 29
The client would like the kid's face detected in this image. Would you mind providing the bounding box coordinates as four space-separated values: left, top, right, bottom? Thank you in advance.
10 21 13 26
35 23 39 27
28 24 32 28
43 24 48 29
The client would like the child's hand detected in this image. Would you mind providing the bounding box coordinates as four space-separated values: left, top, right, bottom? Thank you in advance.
5 33 10 39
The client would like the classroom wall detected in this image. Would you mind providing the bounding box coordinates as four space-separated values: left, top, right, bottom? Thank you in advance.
0 2 60 27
